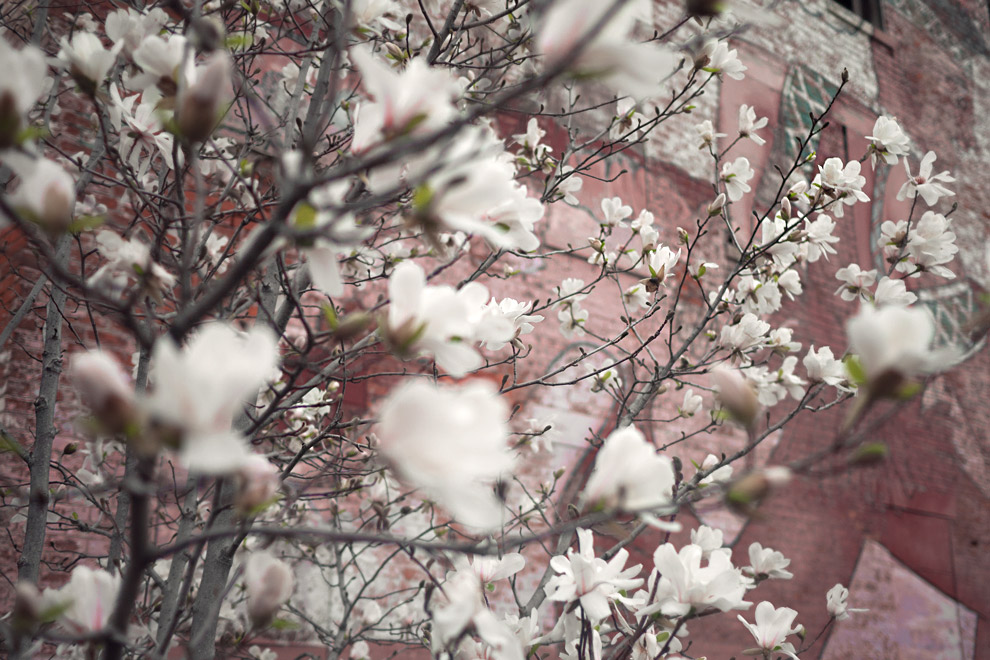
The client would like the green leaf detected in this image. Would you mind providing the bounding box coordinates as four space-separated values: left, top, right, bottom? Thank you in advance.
843 354 867 385
293 202 318 231
0 432 25 458
322 303 340 330
67 214 105 235
270 617 300 630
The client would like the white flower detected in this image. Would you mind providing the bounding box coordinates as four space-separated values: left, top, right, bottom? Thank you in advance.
376 380 513 530
623 284 650 310
712 366 761 427
385 261 491 376
177 53 232 143
737 601 801 658
803 214 840 262
640 544 751 617
432 570 524 660
537 0 676 99
479 298 543 350
738 104 768 145
69 351 137 434
698 453 734 485
745 543 793 581
721 157 754 202
897 151 954 206
582 426 679 527
866 116 910 168
454 553 526 586
244 552 294 628
105 7 170 55
545 528 644 623
690 525 724 559
147 324 279 474
645 244 681 288
553 166 583 205
600 196 632 228
699 40 747 80
554 278 590 338
611 97 647 141
815 157 869 217
0 40 47 144
41 566 120 634
718 313 770 354
826 583 867 621
873 276 917 306
902 210 958 279
834 263 877 302
350 47 459 152
57 32 117 90
696 119 726 150
586 363 623 394
5 156 75 232
803 345 846 387
90 229 176 296
679 388 703 417
846 304 948 386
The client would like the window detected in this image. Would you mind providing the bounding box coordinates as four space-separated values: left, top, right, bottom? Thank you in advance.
832 0 884 29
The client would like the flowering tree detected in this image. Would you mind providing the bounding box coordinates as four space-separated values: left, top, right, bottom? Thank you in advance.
0 1 981 659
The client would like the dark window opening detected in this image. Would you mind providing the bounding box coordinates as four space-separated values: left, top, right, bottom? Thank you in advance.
833 0 884 29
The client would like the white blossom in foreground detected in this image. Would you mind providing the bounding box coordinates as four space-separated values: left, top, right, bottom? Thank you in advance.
0 40 47 146
245 552 295 628
5 156 76 232
846 304 946 387
544 528 643 624
57 32 117 92
691 525 724 559
873 276 917 306
698 39 747 80
897 151 955 206
147 323 279 473
349 46 458 152
738 601 801 659
826 583 868 621
376 380 513 530
582 425 680 529
41 566 120 634
69 350 137 435
537 0 675 99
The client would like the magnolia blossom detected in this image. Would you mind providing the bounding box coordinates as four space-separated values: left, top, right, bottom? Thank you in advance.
721 157 754 202
479 298 544 350
376 380 513 530
90 229 176 296
537 0 676 99
826 583 867 621
582 425 679 528
610 97 647 141
873 276 917 306
815 157 869 217
105 6 170 55
835 263 877 302
57 32 117 90
690 525 724 559
846 304 946 386
698 453 734 486
554 277 590 338
544 528 643 624
41 566 120 634
803 345 847 387
600 196 632 228
350 47 458 152
644 245 681 289
386 261 510 376
69 351 137 434
678 388 703 417
866 116 910 168
5 156 76 232
245 552 294 628
696 119 726 150
147 324 279 473
901 211 958 279
698 39 747 80
712 366 761 427
738 601 801 658
897 151 955 206
803 214 840 262
737 104 768 145
177 53 232 143
719 313 770 355
452 553 526 587
0 40 47 146
745 543 794 581
431 569 523 660
639 543 751 617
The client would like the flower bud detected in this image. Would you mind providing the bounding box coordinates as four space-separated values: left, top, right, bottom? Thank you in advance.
177 53 231 143
712 366 760 428
70 351 138 435
726 466 792 515
245 552 294 628
707 193 726 217
8 157 76 234
235 455 281 515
